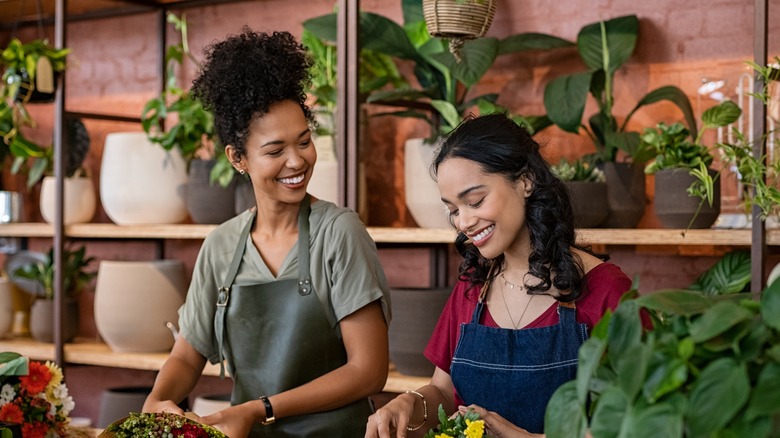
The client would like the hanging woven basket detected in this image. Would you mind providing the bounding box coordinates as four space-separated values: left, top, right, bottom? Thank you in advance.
422 0 497 61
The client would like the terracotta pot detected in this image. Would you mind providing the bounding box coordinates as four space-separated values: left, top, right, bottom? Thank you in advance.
388 288 452 376
565 181 608 228
40 176 97 225
405 138 450 229
654 168 720 229
94 260 187 353
100 132 188 225
29 298 79 343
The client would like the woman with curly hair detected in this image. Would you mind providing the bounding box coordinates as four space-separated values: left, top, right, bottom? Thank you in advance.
142 29 391 438
365 114 631 438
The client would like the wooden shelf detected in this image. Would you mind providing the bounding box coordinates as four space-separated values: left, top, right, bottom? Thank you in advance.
0 222 772 246
0 337 428 393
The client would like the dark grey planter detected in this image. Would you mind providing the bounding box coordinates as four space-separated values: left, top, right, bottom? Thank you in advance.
186 159 237 224
388 288 451 376
30 298 79 343
601 162 647 228
654 168 720 229
566 181 608 228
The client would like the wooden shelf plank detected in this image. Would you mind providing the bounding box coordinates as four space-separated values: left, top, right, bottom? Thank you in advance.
0 222 773 245
0 338 427 393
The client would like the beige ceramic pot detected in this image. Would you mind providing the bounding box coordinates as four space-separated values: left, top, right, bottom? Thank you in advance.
404 138 450 229
94 260 187 352
40 176 97 224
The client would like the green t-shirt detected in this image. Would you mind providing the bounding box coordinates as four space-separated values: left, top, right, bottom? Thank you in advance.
178 200 391 364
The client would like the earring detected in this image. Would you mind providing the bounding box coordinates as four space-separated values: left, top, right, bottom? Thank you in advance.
239 169 245 175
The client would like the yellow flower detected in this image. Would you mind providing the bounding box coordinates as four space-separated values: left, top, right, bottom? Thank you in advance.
464 419 485 438
44 361 64 402
435 434 454 438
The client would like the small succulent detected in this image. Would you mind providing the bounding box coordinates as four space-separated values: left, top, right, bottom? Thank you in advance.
551 157 606 183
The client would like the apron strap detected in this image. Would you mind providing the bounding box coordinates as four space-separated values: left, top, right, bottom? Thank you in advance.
297 195 312 295
215 209 255 378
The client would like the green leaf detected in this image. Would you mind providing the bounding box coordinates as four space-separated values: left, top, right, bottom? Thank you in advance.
361 12 423 62
624 86 698 140
630 402 684 438
543 71 593 133
577 15 638 73
761 277 780 331
745 362 780 421
590 386 631 438
0 352 28 376
498 32 575 55
544 380 587 438
448 38 500 88
430 100 461 130
689 300 754 342
643 357 688 403
687 358 750 437
701 100 742 130
688 250 751 295
636 290 713 316
577 337 606 403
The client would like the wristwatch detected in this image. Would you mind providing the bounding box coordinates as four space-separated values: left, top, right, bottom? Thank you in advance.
259 396 275 425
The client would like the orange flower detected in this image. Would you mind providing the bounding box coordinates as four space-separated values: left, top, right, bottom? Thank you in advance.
22 421 50 438
0 402 23 424
19 361 52 396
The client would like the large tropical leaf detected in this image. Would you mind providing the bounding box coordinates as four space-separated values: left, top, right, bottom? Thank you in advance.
543 71 593 133
635 289 713 316
687 358 750 437
623 85 698 140
498 32 574 55
544 381 588 438
429 37 500 88
701 100 742 130
688 250 751 295
762 277 780 331
402 0 423 25
577 15 639 73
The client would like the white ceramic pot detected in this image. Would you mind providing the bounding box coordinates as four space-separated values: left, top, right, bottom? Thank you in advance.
100 132 188 225
404 138 450 229
94 260 187 353
308 134 338 205
40 176 97 225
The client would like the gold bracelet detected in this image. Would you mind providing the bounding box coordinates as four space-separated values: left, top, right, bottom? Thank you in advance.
405 390 428 431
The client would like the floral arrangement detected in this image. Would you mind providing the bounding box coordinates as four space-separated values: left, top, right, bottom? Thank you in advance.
0 352 75 438
424 405 487 438
101 412 227 438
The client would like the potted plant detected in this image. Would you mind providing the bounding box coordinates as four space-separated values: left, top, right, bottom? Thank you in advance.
305 2 571 228
545 250 780 438
11 245 96 343
642 100 742 229
1 38 70 103
543 15 697 228
140 12 239 224
551 156 607 228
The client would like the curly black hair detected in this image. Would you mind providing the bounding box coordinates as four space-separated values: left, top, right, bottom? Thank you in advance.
190 28 314 158
432 113 607 302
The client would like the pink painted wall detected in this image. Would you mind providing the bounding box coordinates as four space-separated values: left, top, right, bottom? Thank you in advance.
2 0 779 424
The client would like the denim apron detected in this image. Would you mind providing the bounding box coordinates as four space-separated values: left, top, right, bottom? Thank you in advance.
449 280 588 434
213 196 372 437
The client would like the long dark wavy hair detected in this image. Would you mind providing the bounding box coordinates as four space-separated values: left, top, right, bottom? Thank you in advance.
191 29 314 159
432 113 607 302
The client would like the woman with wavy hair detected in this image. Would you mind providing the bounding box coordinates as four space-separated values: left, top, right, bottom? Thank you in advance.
366 113 631 437
143 29 391 438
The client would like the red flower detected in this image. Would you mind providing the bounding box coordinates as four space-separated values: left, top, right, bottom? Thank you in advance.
0 402 24 424
173 423 209 438
19 362 51 396
22 421 50 438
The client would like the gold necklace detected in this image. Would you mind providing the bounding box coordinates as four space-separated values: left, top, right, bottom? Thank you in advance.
501 272 524 290
499 276 535 329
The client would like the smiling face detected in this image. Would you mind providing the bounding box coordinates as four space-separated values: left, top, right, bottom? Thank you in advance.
227 99 316 206
438 157 532 260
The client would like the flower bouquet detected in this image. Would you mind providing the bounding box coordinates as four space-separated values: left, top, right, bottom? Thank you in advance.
0 352 75 438
99 412 227 438
424 405 487 438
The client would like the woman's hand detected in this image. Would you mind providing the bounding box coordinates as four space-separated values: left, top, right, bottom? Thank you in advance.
364 392 417 438
458 405 541 438
141 398 184 415
201 402 259 438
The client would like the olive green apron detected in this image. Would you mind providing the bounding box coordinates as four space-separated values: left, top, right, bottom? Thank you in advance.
214 196 371 437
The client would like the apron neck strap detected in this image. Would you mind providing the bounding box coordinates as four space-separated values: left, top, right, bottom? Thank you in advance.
297 195 313 295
